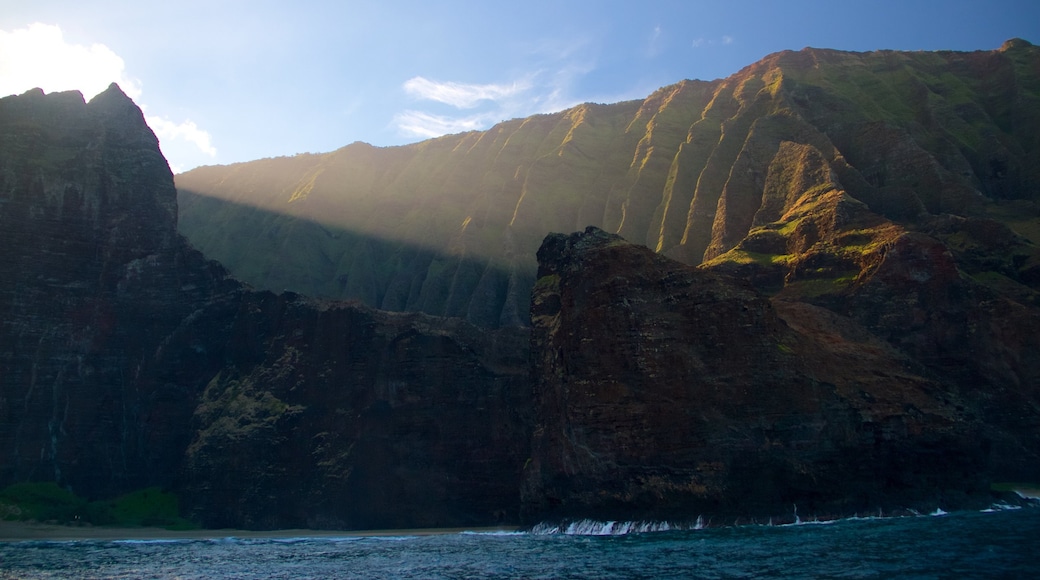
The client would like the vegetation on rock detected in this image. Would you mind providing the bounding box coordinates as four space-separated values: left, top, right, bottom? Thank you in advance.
0 483 195 529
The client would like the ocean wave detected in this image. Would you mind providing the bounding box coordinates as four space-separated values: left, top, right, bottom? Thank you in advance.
529 503 1040 536
530 517 705 536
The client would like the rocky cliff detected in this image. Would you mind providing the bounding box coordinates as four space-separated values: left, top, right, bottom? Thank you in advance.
521 227 1038 523
176 40 1040 330
0 85 232 497
0 86 531 529
180 294 530 529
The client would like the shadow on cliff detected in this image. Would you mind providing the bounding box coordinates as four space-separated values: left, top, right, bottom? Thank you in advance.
177 188 534 329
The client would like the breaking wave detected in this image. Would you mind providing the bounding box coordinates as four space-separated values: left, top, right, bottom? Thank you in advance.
530 516 705 535
529 502 1039 536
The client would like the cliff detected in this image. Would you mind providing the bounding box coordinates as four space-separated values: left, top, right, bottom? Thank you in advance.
0 85 232 497
176 40 1040 329
181 295 531 529
0 86 531 529
521 227 1039 522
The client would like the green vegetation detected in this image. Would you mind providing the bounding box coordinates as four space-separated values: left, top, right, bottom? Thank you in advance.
0 482 197 529
782 274 858 299
985 202 1040 246
0 482 84 523
104 488 196 530
705 249 794 267
533 274 560 291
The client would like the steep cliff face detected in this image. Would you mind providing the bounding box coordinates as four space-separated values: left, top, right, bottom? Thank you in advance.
0 85 240 498
180 294 531 530
0 86 531 530
521 227 1034 523
176 40 1040 328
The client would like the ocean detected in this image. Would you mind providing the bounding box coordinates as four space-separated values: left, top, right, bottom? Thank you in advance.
1 506 1037 579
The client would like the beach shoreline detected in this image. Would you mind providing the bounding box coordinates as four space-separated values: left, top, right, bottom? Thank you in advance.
0 521 520 542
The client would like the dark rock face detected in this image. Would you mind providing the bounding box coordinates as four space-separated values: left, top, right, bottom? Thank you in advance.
521 227 1027 523
0 86 531 530
0 85 234 497
181 295 531 529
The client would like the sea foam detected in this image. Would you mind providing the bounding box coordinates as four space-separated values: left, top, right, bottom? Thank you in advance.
530 517 706 536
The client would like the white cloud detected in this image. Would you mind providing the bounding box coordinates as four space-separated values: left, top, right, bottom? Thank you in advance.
0 23 216 170
393 110 493 139
394 71 584 140
394 35 602 141
397 75 539 139
146 116 217 157
403 76 530 109
723 35 735 45
0 23 141 100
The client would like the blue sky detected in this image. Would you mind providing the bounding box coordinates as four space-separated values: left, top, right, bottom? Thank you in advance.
2 1 1038 173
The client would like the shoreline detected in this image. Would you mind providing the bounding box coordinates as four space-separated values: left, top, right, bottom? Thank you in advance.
0 521 520 542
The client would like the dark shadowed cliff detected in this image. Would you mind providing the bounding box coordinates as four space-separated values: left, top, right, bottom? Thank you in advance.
0 86 531 530
521 227 1038 523
176 40 1040 330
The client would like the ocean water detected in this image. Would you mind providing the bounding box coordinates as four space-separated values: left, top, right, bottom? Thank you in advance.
2 506 1037 579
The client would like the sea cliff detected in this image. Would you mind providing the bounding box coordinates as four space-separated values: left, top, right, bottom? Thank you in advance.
2 41 1039 530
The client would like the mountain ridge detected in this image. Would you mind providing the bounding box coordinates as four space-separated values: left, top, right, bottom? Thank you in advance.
176 39 1040 329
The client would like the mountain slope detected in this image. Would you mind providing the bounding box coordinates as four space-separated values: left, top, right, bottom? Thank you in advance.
176 39 1040 328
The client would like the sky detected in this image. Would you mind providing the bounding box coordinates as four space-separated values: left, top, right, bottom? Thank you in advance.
2 1 1038 174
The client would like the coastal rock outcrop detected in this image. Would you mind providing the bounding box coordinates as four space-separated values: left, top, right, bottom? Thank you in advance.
521 227 1032 522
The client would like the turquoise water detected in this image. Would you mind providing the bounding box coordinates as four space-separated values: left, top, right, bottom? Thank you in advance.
2 507 1037 578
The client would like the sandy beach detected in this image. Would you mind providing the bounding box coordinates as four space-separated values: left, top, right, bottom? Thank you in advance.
0 520 520 542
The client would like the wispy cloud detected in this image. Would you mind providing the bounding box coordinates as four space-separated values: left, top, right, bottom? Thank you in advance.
646 25 664 58
395 36 600 141
146 116 217 157
393 110 495 139
403 77 531 109
0 23 216 170
395 71 588 140
692 35 736 48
